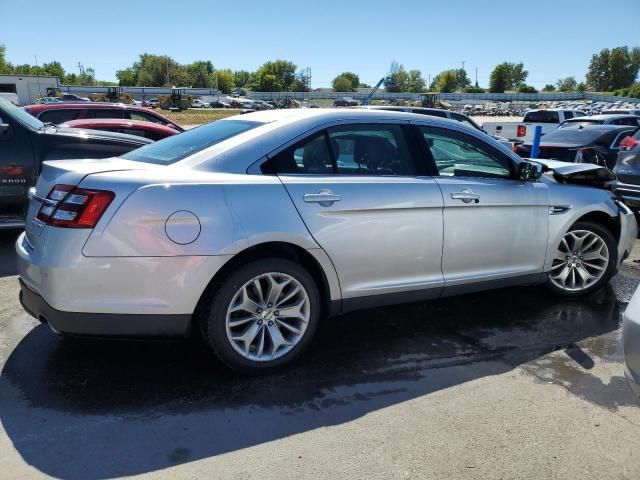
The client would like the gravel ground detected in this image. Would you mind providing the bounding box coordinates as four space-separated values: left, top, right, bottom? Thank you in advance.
0 230 639 479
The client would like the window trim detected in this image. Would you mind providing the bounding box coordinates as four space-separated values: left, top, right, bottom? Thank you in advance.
254 119 428 177
415 125 517 180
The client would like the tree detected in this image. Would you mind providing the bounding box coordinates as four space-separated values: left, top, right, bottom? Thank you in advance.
455 68 471 90
186 60 214 88
116 67 136 86
489 63 511 92
386 61 408 92
432 70 458 93
517 84 537 93
627 83 640 98
332 72 359 91
407 69 425 93
0 45 12 74
542 84 556 92
463 85 485 93
291 70 310 92
249 60 297 91
214 69 235 93
234 70 253 88
556 76 577 92
489 62 528 92
587 46 640 91
332 76 353 92
576 82 587 92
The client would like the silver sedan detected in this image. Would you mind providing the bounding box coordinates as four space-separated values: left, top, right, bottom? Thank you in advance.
16 109 637 372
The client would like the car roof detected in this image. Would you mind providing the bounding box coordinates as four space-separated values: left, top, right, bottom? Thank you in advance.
180 108 515 173
25 102 154 112
60 118 176 132
566 114 640 121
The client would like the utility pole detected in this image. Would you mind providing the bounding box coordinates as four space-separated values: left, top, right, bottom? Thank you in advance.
35 55 42 98
475 67 478 87
306 67 311 91
462 60 466 71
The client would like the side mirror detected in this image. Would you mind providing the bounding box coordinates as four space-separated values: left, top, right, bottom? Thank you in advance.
518 160 544 181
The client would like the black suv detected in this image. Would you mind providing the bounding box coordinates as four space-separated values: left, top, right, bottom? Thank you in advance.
0 98 150 228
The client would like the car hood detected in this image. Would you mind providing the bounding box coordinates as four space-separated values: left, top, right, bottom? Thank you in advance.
531 158 616 184
49 126 152 146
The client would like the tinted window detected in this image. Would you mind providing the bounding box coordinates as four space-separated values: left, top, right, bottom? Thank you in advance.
92 109 125 119
39 109 80 124
121 119 260 165
327 124 415 176
263 132 333 174
540 128 610 144
414 109 447 118
523 111 560 123
612 118 639 126
0 97 43 129
574 111 586 117
564 111 574 120
420 126 512 179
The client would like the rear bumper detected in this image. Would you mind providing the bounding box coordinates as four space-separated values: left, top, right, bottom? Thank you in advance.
19 279 191 337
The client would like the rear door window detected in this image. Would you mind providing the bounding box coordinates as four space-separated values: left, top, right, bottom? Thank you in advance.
39 109 80 124
91 109 125 119
563 111 574 120
523 111 560 123
128 110 164 124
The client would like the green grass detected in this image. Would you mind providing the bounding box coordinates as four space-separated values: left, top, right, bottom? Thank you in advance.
158 108 243 126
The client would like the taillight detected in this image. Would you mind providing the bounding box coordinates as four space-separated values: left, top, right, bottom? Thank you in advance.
36 184 115 228
620 135 640 150
517 125 526 137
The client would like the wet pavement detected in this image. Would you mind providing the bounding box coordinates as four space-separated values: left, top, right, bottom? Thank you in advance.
0 230 639 479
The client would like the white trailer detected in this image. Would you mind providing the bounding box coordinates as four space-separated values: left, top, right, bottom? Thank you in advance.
0 74 61 106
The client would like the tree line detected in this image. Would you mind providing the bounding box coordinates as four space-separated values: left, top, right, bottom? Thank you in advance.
1 44 639 97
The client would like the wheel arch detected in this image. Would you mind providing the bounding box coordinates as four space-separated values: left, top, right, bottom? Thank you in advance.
192 241 340 334
573 210 620 241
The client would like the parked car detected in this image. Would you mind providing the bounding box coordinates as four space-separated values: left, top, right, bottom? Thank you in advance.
60 93 90 102
603 108 640 116
59 119 179 141
0 97 150 229
515 125 637 168
365 106 511 146
623 284 640 397
334 97 359 107
558 114 640 129
210 100 231 108
191 99 209 109
146 98 159 108
611 128 640 211
483 109 587 143
38 97 63 104
16 109 637 372
24 103 184 132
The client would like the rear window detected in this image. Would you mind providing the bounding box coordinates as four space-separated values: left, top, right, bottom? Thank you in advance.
559 119 602 128
121 119 261 165
39 109 81 124
539 128 608 144
523 111 560 123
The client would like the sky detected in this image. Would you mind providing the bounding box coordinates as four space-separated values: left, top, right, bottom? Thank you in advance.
1 0 639 89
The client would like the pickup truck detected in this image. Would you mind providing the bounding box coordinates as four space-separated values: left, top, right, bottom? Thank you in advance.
0 97 150 229
482 109 587 144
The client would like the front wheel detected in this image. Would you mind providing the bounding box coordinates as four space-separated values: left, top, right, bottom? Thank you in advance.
547 221 617 297
200 258 321 372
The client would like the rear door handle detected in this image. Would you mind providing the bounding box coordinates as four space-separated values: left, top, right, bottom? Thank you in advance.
303 190 342 206
451 189 480 204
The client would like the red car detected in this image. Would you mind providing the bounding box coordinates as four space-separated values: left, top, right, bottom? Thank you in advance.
24 102 184 132
59 118 179 141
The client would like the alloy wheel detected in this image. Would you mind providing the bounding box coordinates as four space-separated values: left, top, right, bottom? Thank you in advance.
225 272 311 361
549 230 609 292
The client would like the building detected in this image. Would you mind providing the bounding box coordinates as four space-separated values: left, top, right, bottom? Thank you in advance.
0 74 61 106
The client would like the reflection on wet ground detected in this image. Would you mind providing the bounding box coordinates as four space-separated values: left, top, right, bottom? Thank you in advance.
0 227 639 478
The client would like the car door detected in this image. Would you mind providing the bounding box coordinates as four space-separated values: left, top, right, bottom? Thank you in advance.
264 122 445 302
415 124 549 289
0 109 35 221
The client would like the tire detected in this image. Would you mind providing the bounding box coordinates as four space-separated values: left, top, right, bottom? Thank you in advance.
546 220 618 297
200 258 321 373
160 99 171 110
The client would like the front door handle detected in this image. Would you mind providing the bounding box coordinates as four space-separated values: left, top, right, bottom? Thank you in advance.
451 189 480 204
303 189 342 206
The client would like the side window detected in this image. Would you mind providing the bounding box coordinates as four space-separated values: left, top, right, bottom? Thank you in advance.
262 132 333 175
564 111 574 120
326 124 416 176
92 109 125 119
416 109 447 118
129 111 163 124
420 126 512 179
39 110 79 124
450 112 480 130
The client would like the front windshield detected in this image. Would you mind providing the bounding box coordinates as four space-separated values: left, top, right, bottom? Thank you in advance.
121 119 261 165
0 97 44 130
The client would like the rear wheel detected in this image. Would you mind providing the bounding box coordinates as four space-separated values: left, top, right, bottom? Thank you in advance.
200 258 320 372
547 221 617 297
